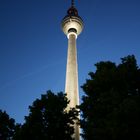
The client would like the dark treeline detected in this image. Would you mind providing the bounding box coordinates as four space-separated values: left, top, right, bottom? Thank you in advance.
0 55 140 140
80 55 140 140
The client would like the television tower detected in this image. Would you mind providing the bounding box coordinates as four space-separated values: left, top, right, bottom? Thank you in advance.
61 0 83 139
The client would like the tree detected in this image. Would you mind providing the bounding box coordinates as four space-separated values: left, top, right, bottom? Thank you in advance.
80 55 140 140
14 91 79 140
0 110 16 140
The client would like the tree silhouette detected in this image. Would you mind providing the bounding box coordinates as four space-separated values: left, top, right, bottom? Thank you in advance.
14 91 79 140
0 110 16 140
80 55 140 140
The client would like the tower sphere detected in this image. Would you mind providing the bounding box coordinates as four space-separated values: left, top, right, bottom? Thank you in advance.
61 6 84 37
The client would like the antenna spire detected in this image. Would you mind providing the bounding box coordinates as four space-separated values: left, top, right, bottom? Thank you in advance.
71 0 74 7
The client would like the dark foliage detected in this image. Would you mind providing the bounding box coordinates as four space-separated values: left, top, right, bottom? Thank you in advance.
0 110 16 140
80 55 140 140
14 91 79 140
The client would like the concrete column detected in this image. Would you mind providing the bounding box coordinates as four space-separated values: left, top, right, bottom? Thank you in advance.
65 32 80 140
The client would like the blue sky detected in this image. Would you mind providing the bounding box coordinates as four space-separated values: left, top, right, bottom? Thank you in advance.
0 0 140 123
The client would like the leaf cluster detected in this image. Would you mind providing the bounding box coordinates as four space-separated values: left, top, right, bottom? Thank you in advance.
0 110 16 140
80 55 140 140
13 91 79 140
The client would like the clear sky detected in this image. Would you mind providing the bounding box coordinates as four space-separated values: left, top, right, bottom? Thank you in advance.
0 0 140 124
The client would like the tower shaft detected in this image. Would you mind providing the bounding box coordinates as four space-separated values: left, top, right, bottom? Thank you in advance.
65 33 80 140
65 33 79 109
